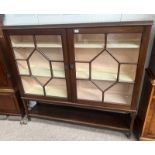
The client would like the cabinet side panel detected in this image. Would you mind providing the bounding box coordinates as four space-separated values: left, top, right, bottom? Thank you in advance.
137 70 153 137
0 41 9 87
149 38 155 76
0 92 20 114
131 26 152 110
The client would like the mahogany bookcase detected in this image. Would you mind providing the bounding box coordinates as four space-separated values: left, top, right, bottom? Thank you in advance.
2 21 152 136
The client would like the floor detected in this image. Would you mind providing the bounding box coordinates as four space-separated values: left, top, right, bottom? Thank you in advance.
0 116 136 141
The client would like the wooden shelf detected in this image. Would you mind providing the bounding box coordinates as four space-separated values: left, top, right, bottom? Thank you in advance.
12 43 62 48
10 35 63 48
12 43 35 48
76 69 136 83
107 43 140 48
75 48 139 63
36 35 62 48
18 64 65 78
37 43 62 48
107 33 142 49
75 43 104 48
29 103 131 132
75 43 140 49
10 35 35 48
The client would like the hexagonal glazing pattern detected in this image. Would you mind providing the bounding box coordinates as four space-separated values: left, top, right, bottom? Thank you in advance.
74 33 142 104
29 50 51 77
10 35 67 98
91 50 119 81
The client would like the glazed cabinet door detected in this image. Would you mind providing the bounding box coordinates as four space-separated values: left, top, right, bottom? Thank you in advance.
68 27 143 109
6 29 71 102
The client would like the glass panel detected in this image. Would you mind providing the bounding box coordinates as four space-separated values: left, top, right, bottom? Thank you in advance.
21 76 44 95
17 60 29 75
77 80 102 101
107 48 139 63
104 83 133 105
45 79 67 97
92 80 115 91
119 64 137 83
76 63 89 79
35 76 51 85
13 48 34 60
74 34 105 48
52 62 65 78
38 48 63 61
10 35 35 47
29 50 51 77
91 51 118 81
107 33 142 48
36 35 62 48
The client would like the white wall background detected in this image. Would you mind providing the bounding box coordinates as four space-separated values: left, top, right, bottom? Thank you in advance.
3 14 155 107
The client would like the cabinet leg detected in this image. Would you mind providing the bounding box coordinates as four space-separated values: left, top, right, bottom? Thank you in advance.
125 112 136 138
125 132 131 138
20 100 31 125
22 99 29 115
20 115 29 125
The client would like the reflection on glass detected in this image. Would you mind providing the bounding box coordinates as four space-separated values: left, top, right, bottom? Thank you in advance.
17 60 29 75
10 35 35 47
45 79 67 97
119 64 137 83
91 51 118 81
52 62 65 78
77 80 102 101
74 34 105 48
35 76 50 85
75 48 102 62
104 83 133 105
13 48 34 60
92 80 115 91
107 33 142 48
38 48 63 61
21 76 44 95
29 50 51 77
76 63 89 79
36 35 62 48
107 48 139 63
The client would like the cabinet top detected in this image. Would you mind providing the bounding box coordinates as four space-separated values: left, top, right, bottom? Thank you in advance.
2 21 153 30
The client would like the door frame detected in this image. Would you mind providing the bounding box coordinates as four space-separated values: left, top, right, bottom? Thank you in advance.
67 26 148 111
3 28 72 102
